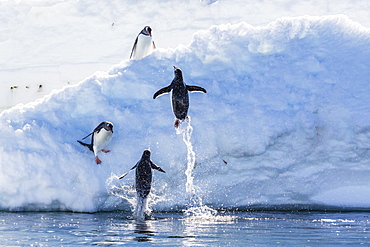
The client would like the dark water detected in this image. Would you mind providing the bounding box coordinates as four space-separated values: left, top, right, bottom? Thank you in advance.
1 210 369 246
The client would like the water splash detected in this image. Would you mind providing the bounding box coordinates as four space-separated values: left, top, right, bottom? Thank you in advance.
176 117 217 217
134 197 149 220
106 173 136 209
176 117 196 195
106 173 161 219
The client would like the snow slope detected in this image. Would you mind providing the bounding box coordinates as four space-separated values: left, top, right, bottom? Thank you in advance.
1 15 370 212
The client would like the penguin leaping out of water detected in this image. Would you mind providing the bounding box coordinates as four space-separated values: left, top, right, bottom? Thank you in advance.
77 121 114 164
153 66 207 128
119 149 165 216
130 26 156 60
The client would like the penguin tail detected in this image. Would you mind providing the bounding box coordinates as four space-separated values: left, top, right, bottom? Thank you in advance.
77 140 93 152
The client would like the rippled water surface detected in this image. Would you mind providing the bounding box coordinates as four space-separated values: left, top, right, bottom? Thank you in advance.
1 210 369 246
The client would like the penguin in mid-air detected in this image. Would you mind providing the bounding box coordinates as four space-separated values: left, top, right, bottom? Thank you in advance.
153 66 207 128
77 121 114 164
119 149 165 215
130 26 156 60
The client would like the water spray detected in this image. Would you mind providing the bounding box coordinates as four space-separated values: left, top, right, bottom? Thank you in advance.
177 117 216 217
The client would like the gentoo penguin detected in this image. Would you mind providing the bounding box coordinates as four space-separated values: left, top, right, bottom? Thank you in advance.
77 121 114 164
130 26 156 60
153 66 207 127
119 149 165 201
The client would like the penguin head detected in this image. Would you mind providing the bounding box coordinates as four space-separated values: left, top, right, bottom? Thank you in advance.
141 26 152 36
142 149 151 158
102 121 114 133
173 66 183 80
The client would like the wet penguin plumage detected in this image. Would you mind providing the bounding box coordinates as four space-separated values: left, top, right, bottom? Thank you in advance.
119 149 165 199
130 26 156 60
77 121 114 164
153 66 207 127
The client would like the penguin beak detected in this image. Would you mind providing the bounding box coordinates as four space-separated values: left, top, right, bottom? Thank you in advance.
173 66 177 70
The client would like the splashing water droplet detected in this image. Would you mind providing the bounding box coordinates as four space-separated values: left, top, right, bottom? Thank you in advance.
177 117 217 218
177 118 196 195
106 173 164 219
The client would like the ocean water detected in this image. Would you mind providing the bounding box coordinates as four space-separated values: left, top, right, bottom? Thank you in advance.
1 209 369 246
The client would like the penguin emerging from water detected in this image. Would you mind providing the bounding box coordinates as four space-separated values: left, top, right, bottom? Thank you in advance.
153 66 207 128
130 26 156 60
77 121 114 164
119 149 165 214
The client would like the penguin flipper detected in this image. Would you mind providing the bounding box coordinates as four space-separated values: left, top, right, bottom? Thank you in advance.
130 37 138 59
186 85 207 93
77 140 94 152
150 161 166 173
81 132 93 140
118 163 138 179
152 41 156 49
153 85 172 99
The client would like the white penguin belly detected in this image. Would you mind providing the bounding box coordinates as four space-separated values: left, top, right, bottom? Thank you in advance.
93 129 112 156
133 35 154 60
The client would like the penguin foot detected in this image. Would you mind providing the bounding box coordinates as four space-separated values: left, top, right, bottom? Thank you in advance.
174 119 181 128
95 156 102 164
101 149 110 153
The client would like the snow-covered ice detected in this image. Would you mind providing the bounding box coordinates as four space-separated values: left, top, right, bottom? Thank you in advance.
1 1 370 212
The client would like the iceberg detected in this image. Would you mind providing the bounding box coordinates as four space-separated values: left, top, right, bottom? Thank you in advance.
1 15 370 212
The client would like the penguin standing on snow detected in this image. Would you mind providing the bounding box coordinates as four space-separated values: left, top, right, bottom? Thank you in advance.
77 121 114 164
153 66 207 128
130 26 156 60
119 149 165 215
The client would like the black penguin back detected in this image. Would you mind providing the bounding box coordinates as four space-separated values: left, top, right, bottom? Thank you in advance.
171 68 190 120
135 151 153 199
